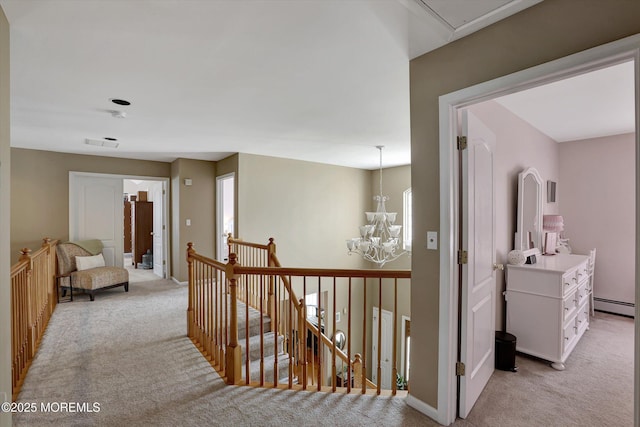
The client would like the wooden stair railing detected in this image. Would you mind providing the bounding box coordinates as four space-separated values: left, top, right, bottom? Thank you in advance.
10 238 59 400
188 237 411 395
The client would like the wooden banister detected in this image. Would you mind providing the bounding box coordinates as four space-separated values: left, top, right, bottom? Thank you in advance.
187 237 409 395
10 238 59 401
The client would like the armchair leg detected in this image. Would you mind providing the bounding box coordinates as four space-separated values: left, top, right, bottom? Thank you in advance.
125 282 129 292
89 292 95 302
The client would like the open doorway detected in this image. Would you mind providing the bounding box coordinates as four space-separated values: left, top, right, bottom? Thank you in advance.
435 36 640 425
124 179 168 282
216 173 235 262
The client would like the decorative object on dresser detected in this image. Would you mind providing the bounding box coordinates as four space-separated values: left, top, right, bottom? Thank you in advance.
543 214 563 254
507 249 526 265
543 214 572 254
506 252 590 370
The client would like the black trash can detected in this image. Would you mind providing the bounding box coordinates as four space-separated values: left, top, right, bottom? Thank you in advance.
495 331 517 372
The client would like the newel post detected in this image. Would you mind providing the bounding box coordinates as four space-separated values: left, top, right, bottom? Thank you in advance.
227 233 233 261
42 238 55 313
353 353 363 390
225 253 242 385
267 237 276 318
186 242 195 338
20 248 36 359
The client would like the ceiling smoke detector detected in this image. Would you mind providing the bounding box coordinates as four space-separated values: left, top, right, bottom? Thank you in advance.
111 110 127 119
85 138 119 148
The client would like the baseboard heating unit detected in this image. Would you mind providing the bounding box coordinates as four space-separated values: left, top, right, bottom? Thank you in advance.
594 297 635 317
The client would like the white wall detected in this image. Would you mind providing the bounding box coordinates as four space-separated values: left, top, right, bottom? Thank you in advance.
0 5 10 425
559 133 635 308
468 100 560 329
0 6 9 426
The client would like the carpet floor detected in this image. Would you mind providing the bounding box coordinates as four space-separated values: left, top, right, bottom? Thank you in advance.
13 279 634 426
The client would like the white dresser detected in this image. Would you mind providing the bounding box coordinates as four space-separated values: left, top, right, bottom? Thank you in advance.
506 253 590 370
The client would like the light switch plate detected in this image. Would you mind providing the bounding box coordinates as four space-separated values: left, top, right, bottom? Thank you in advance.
186 219 191 226
427 231 438 250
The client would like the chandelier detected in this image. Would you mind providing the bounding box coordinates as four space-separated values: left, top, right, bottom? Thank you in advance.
346 146 407 267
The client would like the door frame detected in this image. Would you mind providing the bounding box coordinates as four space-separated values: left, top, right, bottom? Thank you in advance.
216 172 235 262
69 171 171 279
434 35 640 425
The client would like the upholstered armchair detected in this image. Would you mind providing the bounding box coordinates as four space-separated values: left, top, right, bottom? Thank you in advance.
56 241 129 301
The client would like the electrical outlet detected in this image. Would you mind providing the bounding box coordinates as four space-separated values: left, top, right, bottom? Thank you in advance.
336 312 341 323
186 219 191 226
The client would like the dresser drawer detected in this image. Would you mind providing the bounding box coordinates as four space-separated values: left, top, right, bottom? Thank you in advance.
563 290 578 322
576 281 589 307
563 318 578 354
576 261 589 284
576 301 590 334
562 270 578 296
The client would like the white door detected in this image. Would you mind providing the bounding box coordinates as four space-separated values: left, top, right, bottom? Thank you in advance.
149 181 165 278
69 174 123 267
458 110 496 418
371 307 393 389
216 173 235 262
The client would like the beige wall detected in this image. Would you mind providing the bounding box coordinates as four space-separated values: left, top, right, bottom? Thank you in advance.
170 158 216 282
0 6 11 426
10 148 170 263
237 153 370 269
559 133 635 307
468 100 560 330
410 0 640 409
236 153 371 369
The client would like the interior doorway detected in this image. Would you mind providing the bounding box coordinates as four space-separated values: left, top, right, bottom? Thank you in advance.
216 173 235 262
436 36 640 425
69 172 170 284
124 178 168 280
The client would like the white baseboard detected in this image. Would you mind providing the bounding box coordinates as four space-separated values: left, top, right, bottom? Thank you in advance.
171 277 187 286
405 394 445 425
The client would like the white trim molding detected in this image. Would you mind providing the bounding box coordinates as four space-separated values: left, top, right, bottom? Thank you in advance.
405 395 442 424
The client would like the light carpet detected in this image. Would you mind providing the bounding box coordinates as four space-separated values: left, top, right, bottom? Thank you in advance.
14 280 433 426
14 279 634 426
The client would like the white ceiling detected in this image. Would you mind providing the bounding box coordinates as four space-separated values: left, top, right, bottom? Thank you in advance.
8 0 627 171
495 61 636 142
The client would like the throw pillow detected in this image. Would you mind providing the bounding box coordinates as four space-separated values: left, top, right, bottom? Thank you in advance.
76 254 106 271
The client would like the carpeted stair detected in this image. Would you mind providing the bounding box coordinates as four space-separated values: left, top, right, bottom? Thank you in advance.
236 301 294 384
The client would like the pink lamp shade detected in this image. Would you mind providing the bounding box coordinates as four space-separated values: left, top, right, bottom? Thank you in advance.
543 215 564 233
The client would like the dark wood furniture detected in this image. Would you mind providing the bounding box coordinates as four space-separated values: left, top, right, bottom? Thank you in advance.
132 200 153 268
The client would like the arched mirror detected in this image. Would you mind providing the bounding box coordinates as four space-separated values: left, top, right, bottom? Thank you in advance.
515 167 543 254
333 330 346 351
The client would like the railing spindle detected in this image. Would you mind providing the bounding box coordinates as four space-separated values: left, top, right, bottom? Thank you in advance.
377 277 382 395
392 278 398 396
362 278 367 394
